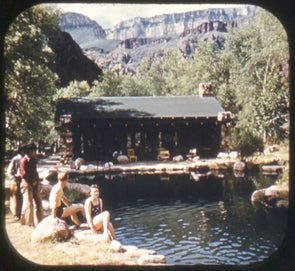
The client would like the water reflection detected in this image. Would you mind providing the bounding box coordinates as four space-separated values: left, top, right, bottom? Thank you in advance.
74 172 287 265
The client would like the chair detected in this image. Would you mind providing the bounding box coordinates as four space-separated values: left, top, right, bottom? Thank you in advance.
157 149 170 161
186 148 197 160
127 148 137 162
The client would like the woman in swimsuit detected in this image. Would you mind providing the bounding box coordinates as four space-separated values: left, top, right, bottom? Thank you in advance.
84 185 116 240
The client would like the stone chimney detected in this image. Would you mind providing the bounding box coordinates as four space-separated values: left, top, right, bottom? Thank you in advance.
199 82 213 97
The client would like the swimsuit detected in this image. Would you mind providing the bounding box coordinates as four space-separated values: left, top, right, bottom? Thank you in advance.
91 200 101 218
56 202 66 218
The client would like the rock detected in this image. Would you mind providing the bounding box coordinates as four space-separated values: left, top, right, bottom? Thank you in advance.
74 157 84 170
233 170 245 178
264 145 279 154
31 216 70 243
233 161 246 172
80 165 88 171
48 30 103 87
276 200 289 208
173 155 184 162
262 165 284 174
192 156 200 162
137 254 166 265
74 230 109 243
199 82 213 97
39 168 58 183
229 151 240 159
251 185 289 209
104 162 113 170
217 152 229 159
264 185 289 200
110 240 122 252
116 155 129 164
251 189 266 203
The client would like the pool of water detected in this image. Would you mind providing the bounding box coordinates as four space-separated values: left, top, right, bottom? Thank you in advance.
75 172 287 265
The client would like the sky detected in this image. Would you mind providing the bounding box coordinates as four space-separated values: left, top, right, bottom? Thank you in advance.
55 3 244 29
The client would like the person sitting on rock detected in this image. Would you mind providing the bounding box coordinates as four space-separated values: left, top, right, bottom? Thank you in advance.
49 172 85 230
84 184 116 241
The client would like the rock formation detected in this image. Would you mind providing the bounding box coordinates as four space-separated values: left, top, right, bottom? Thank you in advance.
59 6 258 75
31 216 71 242
48 30 103 87
251 185 289 209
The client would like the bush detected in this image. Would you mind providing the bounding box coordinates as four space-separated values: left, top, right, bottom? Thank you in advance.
230 129 264 158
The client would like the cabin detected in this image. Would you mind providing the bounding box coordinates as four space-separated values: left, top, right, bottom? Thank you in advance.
55 92 232 163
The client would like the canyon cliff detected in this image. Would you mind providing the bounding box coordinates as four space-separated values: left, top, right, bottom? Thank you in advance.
60 5 258 75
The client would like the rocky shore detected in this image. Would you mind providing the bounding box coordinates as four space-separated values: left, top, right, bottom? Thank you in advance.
4 147 289 266
30 215 166 265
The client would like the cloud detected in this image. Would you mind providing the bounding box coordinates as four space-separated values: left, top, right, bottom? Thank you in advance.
56 3 243 29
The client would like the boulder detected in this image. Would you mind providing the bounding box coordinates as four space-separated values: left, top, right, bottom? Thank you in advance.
116 155 129 164
110 240 123 252
229 151 240 159
217 152 229 159
264 185 289 200
74 157 84 170
192 156 200 162
233 161 246 172
31 216 70 243
251 185 289 209
251 189 266 203
262 165 284 175
137 254 166 265
74 229 109 243
276 200 289 208
39 168 58 183
173 155 184 162
104 162 114 170
264 145 279 154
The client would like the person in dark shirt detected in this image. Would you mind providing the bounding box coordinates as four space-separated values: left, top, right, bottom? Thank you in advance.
84 185 116 241
20 143 43 226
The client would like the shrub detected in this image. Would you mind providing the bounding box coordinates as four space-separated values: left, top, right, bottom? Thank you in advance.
230 129 264 158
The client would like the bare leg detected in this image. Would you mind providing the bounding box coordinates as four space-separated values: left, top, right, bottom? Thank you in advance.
107 222 116 240
62 205 84 226
93 211 111 240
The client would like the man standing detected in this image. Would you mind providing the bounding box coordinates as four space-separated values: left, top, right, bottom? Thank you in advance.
49 171 85 229
20 143 43 226
7 145 26 220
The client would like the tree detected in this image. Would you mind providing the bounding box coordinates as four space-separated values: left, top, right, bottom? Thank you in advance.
90 72 123 96
4 5 61 149
54 80 91 99
218 9 289 144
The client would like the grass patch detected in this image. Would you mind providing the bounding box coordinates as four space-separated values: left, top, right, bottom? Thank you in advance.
4 212 123 266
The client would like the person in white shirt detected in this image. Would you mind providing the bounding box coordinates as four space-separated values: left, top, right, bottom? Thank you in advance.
7 146 26 220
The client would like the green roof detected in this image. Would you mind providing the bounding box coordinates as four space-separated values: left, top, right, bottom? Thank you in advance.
56 95 225 120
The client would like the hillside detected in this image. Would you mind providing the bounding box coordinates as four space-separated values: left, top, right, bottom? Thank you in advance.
60 5 258 74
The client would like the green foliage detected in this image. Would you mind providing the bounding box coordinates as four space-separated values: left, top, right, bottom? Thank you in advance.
230 129 264 158
4 5 61 149
276 166 289 188
216 9 289 144
4 6 289 151
90 72 123 96
54 80 91 100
